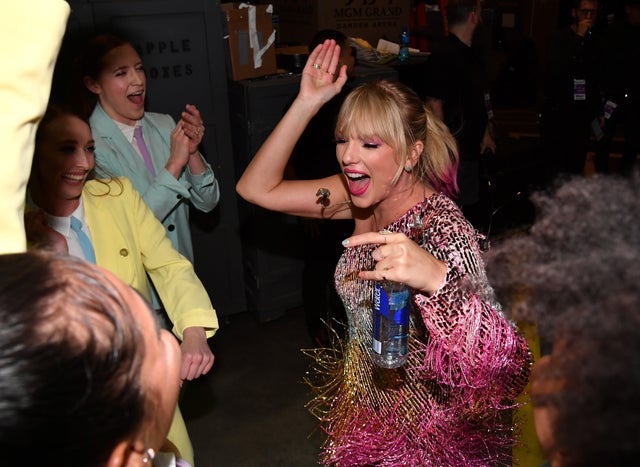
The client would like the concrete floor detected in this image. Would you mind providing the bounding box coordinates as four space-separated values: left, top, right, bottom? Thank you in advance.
181 308 325 467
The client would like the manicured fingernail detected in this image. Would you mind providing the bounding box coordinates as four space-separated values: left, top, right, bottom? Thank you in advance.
342 239 349 246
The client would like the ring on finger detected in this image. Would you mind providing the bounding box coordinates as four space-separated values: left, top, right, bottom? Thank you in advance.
379 229 392 244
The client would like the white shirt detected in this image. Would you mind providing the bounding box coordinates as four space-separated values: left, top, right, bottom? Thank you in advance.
114 119 145 162
27 194 94 261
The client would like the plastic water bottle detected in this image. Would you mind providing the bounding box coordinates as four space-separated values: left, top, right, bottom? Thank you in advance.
398 26 410 62
371 280 410 368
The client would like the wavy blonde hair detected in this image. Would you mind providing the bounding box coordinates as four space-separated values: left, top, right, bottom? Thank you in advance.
335 79 459 198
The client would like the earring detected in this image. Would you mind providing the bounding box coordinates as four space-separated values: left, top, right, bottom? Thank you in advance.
404 164 412 173
141 448 155 464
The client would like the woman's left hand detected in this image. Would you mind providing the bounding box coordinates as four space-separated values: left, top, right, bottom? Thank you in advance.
344 231 447 295
299 39 348 107
180 326 215 382
180 104 205 155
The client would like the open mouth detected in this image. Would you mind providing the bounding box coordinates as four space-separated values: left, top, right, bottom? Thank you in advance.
62 172 86 185
345 171 370 196
128 90 145 106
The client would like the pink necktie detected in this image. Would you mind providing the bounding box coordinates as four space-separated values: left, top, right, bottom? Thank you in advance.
133 126 156 176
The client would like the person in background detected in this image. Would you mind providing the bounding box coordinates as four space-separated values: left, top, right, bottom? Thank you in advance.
486 171 640 466
422 0 496 231
0 0 69 254
237 40 530 465
73 33 219 264
0 251 182 467
541 0 602 180
290 29 356 347
25 105 219 466
594 0 640 175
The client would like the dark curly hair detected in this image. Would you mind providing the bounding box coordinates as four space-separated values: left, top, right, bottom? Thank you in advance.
485 172 640 465
0 251 147 466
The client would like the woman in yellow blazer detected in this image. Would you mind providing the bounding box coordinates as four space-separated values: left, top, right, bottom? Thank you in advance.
26 105 219 466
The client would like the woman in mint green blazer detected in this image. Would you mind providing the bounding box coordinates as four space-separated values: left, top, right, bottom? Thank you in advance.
78 33 219 263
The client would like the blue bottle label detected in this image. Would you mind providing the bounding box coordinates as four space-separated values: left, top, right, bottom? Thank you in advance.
373 283 410 355
375 287 409 323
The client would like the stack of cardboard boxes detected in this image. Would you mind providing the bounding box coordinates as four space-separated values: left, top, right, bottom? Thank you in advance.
275 0 412 47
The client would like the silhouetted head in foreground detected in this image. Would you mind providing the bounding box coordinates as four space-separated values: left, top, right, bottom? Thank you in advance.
0 251 181 466
486 172 640 466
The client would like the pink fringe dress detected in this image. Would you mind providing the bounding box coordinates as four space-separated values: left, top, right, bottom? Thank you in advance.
305 193 531 466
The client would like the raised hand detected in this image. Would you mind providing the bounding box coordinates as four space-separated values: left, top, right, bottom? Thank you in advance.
299 39 349 106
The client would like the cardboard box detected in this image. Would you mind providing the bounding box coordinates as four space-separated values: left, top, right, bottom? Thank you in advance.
274 0 412 47
221 3 278 80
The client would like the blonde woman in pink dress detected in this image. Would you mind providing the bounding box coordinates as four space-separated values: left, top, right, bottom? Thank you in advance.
237 40 531 466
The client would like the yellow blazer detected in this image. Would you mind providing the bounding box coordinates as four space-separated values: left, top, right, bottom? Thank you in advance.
85 177 219 465
84 177 218 339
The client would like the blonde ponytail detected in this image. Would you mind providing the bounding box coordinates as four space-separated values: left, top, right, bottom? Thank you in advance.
418 107 459 198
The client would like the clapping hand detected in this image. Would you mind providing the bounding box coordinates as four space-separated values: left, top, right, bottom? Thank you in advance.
180 104 205 155
166 121 191 177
